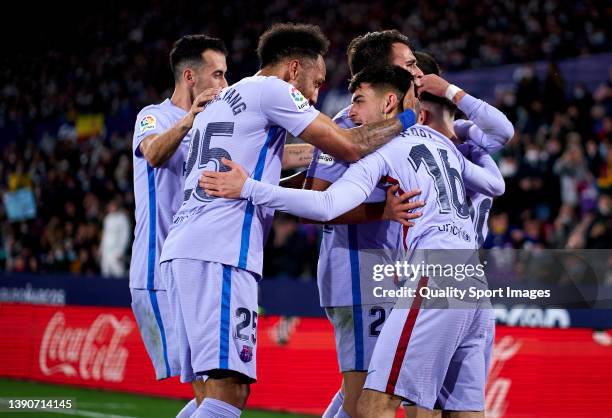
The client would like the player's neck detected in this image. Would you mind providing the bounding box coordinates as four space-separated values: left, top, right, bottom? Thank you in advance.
384 111 401 123
427 121 457 143
258 64 288 81
170 85 192 112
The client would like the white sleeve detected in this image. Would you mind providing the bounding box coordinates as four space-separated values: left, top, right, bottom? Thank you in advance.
241 151 388 221
133 106 169 158
456 93 514 153
460 146 505 196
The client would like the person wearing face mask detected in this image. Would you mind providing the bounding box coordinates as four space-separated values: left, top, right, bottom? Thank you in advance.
586 193 612 249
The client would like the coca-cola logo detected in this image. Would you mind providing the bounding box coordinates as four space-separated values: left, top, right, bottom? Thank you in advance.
39 312 134 382
485 335 523 418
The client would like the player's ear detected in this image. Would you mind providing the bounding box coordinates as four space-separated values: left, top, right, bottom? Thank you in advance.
417 108 429 125
383 93 399 115
183 68 195 87
287 59 300 82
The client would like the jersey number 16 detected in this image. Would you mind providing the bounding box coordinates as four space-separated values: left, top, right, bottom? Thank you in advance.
407 144 470 219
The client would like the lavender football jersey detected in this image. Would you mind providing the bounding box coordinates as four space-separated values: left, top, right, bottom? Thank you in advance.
306 106 400 307
389 126 501 252
241 124 505 252
454 93 514 247
160 76 319 276
459 142 494 247
468 192 493 247
130 99 190 290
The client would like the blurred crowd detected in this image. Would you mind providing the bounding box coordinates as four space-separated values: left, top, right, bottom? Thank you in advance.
2 0 609 143
0 0 610 276
0 136 134 275
483 64 612 250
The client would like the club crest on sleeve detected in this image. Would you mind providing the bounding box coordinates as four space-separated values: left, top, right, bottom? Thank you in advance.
288 86 310 111
139 115 156 133
317 152 335 166
239 345 253 363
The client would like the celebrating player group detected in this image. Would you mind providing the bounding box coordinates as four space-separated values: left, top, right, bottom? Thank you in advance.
130 22 513 418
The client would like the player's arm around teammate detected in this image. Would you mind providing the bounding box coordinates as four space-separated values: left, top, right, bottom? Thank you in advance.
199 125 504 223
252 48 422 223
301 30 427 231
211 169 424 226
297 100 418 163
282 143 314 169
199 70 505 222
302 182 424 227
256 28 420 162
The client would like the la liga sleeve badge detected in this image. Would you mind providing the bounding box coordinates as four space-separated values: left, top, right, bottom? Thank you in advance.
139 115 157 133
288 86 310 111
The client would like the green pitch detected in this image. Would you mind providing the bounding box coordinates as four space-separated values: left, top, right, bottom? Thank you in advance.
0 379 314 418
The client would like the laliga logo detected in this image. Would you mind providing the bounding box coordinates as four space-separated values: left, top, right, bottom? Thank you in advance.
39 312 134 382
139 115 156 132
485 336 522 418
290 87 305 102
140 116 155 128
289 86 309 111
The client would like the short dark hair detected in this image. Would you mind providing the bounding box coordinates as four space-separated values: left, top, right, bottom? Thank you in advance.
170 35 228 80
347 30 412 76
420 92 457 117
257 23 330 68
415 51 441 76
349 65 414 109
415 52 456 115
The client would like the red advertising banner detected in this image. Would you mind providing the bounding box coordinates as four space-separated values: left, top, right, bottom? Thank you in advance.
0 303 611 417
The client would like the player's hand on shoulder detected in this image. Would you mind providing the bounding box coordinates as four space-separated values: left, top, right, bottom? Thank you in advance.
383 185 425 227
199 157 247 199
453 119 475 142
418 74 451 98
184 87 223 128
192 87 223 111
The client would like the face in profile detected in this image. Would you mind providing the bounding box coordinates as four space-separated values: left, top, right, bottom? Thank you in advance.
390 42 423 78
192 49 228 95
295 55 326 105
349 83 389 126
390 42 423 99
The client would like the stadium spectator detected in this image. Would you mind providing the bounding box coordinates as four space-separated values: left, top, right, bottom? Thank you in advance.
100 200 131 277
